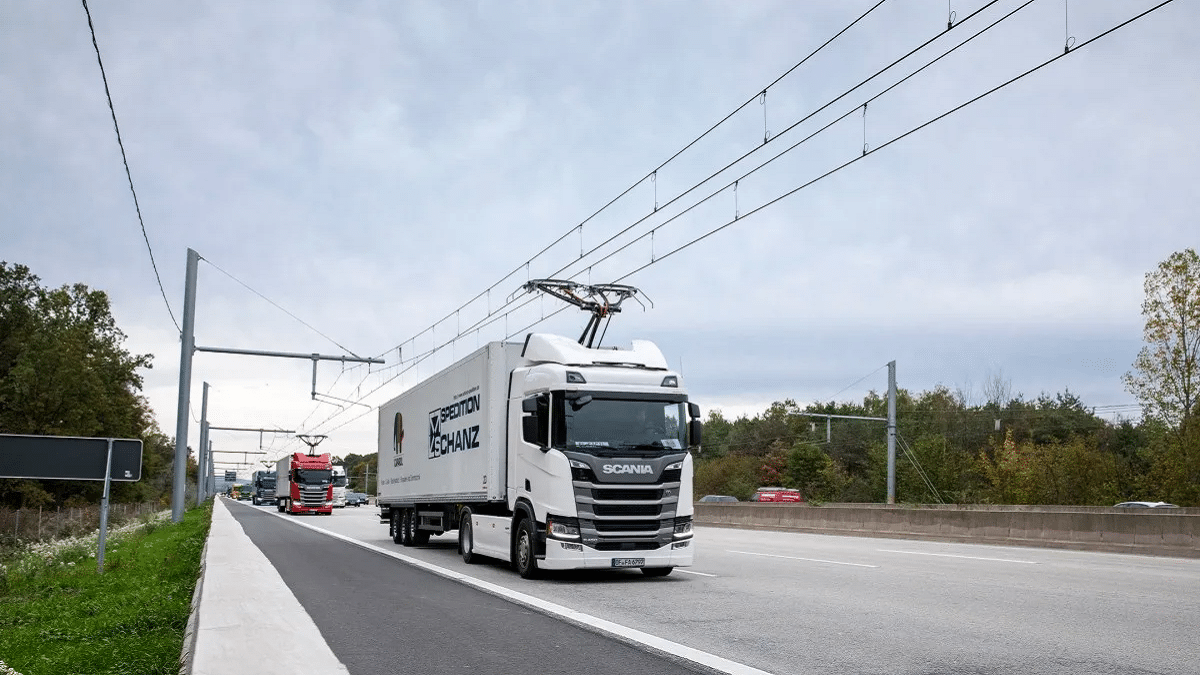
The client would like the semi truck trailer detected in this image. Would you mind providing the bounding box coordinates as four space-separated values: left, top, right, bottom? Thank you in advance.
376 332 701 578
276 452 334 515
332 464 348 507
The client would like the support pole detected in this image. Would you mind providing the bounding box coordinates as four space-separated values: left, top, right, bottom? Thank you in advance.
197 382 210 506
98 439 114 574
886 360 897 505
172 248 199 522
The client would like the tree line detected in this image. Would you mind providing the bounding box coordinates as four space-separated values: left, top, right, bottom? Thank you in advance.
0 263 193 509
697 249 1200 507
3 247 1196 508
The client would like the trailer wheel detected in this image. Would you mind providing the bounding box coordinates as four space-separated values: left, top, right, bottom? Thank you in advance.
514 518 540 579
390 509 404 545
641 567 674 577
401 509 415 547
276 499 286 513
459 509 477 564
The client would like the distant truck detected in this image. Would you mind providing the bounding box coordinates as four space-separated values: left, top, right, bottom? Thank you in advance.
332 464 348 507
376 333 702 578
751 487 804 503
251 470 277 506
276 452 334 515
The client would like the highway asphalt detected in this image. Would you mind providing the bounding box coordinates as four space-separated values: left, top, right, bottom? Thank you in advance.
184 498 723 675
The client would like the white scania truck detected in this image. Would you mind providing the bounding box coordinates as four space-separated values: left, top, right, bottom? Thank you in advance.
376 332 701 578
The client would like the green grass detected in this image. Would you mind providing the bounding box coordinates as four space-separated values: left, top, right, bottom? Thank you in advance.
0 502 212 675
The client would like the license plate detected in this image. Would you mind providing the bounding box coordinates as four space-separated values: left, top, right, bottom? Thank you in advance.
612 557 645 568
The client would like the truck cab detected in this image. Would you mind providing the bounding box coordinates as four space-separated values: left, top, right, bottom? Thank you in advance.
502 333 700 576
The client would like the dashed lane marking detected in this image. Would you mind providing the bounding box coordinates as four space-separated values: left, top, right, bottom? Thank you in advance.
728 550 878 568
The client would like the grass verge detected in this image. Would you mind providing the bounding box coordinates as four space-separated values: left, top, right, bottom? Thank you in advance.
0 501 212 675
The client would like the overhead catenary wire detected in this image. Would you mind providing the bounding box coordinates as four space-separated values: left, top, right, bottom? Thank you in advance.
356 0 894 369
325 0 1011 399
200 255 364 359
301 1 1172 437
514 0 1020 297
80 0 179 333
607 0 1177 286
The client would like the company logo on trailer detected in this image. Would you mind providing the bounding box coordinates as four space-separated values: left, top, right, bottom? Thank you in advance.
392 412 404 467
428 394 482 459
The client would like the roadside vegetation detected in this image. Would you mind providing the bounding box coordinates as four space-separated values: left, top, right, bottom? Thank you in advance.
697 249 1200 507
0 502 211 675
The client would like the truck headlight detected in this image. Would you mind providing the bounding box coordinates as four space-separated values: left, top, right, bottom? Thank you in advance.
665 460 684 471
673 516 693 539
547 516 581 540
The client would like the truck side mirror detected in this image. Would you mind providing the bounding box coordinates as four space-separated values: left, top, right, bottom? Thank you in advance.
522 394 549 450
522 415 540 445
688 402 701 419
689 419 703 447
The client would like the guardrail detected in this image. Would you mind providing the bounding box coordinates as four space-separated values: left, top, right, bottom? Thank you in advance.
694 503 1200 558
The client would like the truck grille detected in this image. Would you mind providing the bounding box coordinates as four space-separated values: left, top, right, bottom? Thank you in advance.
299 486 327 507
592 503 662 517
571 464 682 549
593 488 663 501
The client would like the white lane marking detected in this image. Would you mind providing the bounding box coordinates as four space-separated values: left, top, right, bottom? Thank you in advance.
728 549 878 568
268 511 771 675
877 549 1039 564
673 568 718 577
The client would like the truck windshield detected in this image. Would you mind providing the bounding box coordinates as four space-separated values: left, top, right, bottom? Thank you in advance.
333 475 347 487
556 396 687 454
295 469 331 484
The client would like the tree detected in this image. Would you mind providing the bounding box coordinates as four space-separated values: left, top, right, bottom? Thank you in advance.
1124 248 1200 429
786 442 834 501
0 262 157 507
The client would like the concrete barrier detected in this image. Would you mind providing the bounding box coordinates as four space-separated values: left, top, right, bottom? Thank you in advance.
694 503 1200 558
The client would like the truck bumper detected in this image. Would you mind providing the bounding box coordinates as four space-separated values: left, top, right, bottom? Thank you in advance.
540 538 694 570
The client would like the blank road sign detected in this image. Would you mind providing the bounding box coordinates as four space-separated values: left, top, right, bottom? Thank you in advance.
0 434 143 481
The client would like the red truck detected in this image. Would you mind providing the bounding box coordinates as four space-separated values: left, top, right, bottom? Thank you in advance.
751 487 804 503
275 452 334 515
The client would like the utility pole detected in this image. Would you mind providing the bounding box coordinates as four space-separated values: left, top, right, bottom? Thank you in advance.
170 248 383 522
172 249 199 522
887 360 897 505
196 382 210 506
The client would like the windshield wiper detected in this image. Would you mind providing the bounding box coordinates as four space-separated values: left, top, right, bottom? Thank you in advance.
616 442 664 451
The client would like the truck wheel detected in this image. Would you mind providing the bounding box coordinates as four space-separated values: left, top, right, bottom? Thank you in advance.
641 567 674 577
277 499 285 513
459 510 478 564
252 496 259 506
390 510 404 545
514 518 541 579
401 509 415 547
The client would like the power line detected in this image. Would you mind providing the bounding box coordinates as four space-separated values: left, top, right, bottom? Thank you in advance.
608 0 1177 287
199 255 364 359
292 0 1171 437
360 1 893 367
80 0 179 333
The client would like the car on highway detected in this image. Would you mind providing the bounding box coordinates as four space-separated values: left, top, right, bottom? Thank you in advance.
345 492 369 507
1114 501 1179 508
698 495 739 502
750 487 804 503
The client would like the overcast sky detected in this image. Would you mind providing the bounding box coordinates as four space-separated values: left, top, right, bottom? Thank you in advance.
3 1 1196 475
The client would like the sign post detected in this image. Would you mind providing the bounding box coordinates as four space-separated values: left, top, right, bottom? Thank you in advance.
0 434 143 574
97 439 114 574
